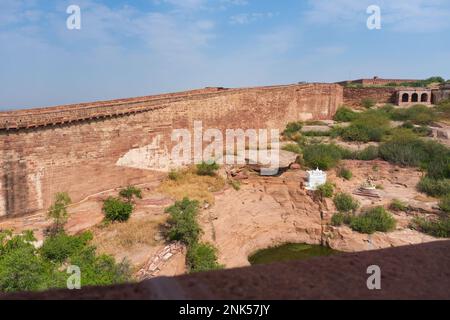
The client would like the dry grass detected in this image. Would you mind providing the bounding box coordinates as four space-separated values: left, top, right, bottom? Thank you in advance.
92 215 167 256
158 166 225 204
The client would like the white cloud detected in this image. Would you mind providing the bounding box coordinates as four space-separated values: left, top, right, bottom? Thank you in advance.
304 0 450 32
230 12 276 25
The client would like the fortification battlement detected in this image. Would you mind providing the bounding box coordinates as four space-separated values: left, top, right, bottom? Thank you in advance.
0 83 320 130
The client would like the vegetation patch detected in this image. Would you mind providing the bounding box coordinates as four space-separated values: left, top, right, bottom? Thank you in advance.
103 197 133 222
337 167 353 180
165 198 222 273
334 107 359 122
389 199 408 212
333 193 359 213
303 144 345 170
316 182 334 198
349 207 396 234
0 229 130 293
282 143 302 155
196 161 220 177
158 166 225 205
411 216 450 238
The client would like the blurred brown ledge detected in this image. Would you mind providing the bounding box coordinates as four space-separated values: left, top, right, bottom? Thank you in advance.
1 241 449 300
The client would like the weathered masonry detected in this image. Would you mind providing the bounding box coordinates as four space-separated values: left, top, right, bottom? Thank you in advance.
0 83 343 218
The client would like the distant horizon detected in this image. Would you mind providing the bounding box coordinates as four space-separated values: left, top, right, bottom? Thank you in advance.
2 0 450 110
1 75 446 112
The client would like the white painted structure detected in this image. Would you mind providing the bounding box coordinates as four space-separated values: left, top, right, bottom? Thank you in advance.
305 168 327 191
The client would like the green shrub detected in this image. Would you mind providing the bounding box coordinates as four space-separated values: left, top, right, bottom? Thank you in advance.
412 216 450 238
165 198 201 246
338 167 353 180
283 121 303 139
317 182 334 198
303 144 344 170
439 194 450 213
119 186 142 203
417 177 450 197
103 197 133 222
426 151 450 179
379 134 428 166
282 143 302 155
390 199 408 212
334 107 358 122
40 232 93 264
0 230 130 293
349 207 396 234
361 98 375 109
331 212 352 226
196 161 220 176
333 193 359 213
341 110 390 142
390 105 436 125
186 243 223 273
355 146 379 160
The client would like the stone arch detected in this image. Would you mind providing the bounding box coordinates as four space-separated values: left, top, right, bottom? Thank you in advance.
421 93 428 102
411 93 419 103
402 93 409 103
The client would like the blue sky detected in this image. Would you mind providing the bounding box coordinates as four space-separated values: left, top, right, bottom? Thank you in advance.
1 0 450 110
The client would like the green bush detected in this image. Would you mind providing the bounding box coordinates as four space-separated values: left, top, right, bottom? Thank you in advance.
334 107 358 122
303 144 344 170
355 146 379 160
40 232 93 264
119 186 142 203
103 197 133 222
361 98 376 109
333 193 359 213
439 194 450 213
196 161 220 176
341 110 390 142
412 216 450 238
283 121 303 139
0 230 130 293
316 182 334 198
165 198 201 246
282 143 302 155
349 207 396 234
338 167 353 180
417 177 450 197
390 105 436 125
389 199 408 212
186 243 223 273
331 212 352 226
379 134 428 167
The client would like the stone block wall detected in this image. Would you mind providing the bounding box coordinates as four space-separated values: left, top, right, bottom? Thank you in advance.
343 87 397 107
0 83 343 218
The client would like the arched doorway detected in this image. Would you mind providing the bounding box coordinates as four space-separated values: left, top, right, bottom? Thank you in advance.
421 93 428 102
412 93 419 103
402 93 409 102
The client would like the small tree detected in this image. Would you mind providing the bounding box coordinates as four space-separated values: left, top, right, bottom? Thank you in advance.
47 192 72 235
119 186 142 203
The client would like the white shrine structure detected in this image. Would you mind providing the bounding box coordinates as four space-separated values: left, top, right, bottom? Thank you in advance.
305 168 327 191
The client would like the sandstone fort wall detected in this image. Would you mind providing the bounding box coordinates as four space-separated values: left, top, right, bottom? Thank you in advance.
343 87 397 107
0 83 343 218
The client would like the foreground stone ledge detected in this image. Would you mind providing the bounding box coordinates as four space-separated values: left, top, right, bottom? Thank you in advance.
2 241 449 300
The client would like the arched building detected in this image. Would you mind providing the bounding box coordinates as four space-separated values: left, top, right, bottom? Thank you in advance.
396 88 432 106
